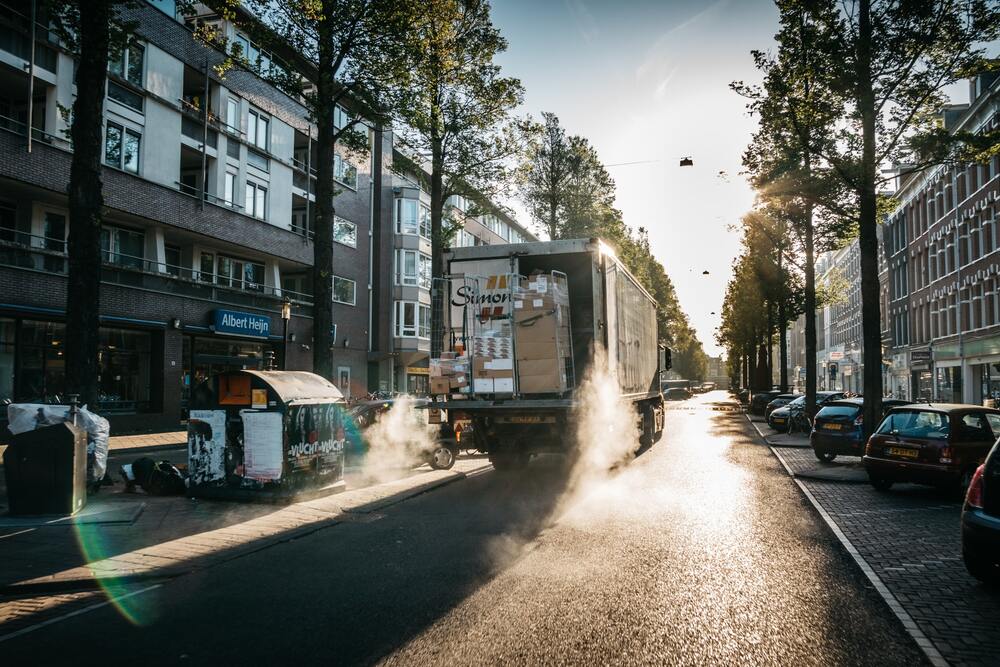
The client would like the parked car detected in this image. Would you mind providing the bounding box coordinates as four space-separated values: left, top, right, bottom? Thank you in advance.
765 393 801 419
749 390 782 415
346 398 460 470
962 438 1000 585
811 398 911 462
864 404 1000 494
699 382 716 393
664 387 692 401
768 391 848 432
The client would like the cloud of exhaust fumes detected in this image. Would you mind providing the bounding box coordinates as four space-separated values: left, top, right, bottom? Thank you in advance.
561 348 642 510
357 396 438 484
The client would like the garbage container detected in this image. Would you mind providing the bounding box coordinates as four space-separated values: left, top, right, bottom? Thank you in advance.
3 422 87 515
187 370 348 501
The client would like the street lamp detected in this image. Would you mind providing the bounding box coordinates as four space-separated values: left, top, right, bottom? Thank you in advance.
281 297 291 370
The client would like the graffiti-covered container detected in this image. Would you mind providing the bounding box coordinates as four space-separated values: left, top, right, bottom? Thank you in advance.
187 371 347 501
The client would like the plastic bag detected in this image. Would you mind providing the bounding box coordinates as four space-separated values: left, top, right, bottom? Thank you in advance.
5 403 111 483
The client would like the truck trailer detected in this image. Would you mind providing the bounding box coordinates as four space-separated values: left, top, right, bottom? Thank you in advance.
431 238 667 471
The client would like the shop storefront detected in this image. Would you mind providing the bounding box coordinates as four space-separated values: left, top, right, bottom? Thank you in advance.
973 360 1000 406
889 352 910 400
405 364 429 395
0 315 156 414
935 364 962 403
910 348 932 400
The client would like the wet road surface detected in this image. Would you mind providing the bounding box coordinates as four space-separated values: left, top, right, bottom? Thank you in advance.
3 392 927 665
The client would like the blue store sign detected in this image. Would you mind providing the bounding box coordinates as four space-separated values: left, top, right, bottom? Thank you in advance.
213 309 271 339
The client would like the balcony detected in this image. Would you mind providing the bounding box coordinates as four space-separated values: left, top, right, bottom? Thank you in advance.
0 233 314 315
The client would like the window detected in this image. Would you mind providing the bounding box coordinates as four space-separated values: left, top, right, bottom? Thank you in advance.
109 41 144 87
224 172 236 207
226 97 240 133
334 105 351 129
108 81 143 112
333 275 356 305
97 327 152 413
100 225 144 269
247 149 269 172
42 211 65 272
0 318 13 404
17 320 66 402
247 109 268 150
245 181 267 219
217 255 264 292
876 410 950 439
105 122 140 173
394 301 429 338
337 366 351 399
419 203 431 239
396 198 418 235
334 217 357 247
334 153 357 188
419 253 431 289
200 252 215 282
396 249 417 286
165 244 181 276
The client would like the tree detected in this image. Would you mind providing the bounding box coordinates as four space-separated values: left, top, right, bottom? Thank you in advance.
49 0 135 409
518 113 618 241
394 0 526 356
202 0 413 379
793 0 1000 433
734 0 854 414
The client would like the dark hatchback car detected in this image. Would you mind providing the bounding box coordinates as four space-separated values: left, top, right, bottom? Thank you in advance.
664 387 692 401
768 391 848 432
749 390 782 416
864 404 1000 494
765 393 801 419
811 398 911 462
962 439 1000 585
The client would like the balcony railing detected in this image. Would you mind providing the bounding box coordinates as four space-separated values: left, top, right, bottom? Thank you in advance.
0 234 314 314
0 112 72 150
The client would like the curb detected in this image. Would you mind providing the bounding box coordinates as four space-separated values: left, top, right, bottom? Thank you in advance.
752 423 948 667
744 415 811 449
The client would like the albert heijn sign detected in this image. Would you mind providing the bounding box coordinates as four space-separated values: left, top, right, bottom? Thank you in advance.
212 309 271 339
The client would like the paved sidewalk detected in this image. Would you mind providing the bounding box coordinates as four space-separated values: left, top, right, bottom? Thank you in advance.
0 456 491 639
749 418 1000 666
1 430 188 461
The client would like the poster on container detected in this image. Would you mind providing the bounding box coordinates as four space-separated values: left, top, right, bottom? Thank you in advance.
241 411 284 481
449 258 516 344
188 409 227 485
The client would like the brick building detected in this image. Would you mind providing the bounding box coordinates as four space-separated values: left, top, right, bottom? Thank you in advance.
0 0 385 431
884 71 1000 403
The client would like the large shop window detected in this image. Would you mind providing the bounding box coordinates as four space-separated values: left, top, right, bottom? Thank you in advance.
935 366 962 403
98 328 152 413
0 318 14 404
101 225 144 269
16 320 66 403
333 275 356 305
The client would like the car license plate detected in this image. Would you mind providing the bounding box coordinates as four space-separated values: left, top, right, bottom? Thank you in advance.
823 423 842 431
773 418 785 424
887 446 919 459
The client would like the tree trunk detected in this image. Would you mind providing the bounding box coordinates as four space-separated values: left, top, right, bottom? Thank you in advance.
804 204 817 418
857 0 882 437
779 300 788 393
430 135 445 357
311 3 336 380
766 301 774 388
65 0 111 409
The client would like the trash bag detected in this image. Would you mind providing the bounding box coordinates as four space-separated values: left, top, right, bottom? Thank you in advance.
6 403 111 483
130 457 186 496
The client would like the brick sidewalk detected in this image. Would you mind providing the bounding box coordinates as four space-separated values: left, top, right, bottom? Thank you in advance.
754 421 1000 666
1 430 188 461
0 457 491 639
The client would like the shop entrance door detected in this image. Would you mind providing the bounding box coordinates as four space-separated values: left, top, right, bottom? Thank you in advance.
182 337 273 416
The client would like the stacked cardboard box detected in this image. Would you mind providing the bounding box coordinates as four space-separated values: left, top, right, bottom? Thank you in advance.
429 353 470 395
471 329 514 394
513 272 573 394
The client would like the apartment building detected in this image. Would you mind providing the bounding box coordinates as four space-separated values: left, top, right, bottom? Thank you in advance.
388 148 536 394
884 71 1000 403
0 0 385 430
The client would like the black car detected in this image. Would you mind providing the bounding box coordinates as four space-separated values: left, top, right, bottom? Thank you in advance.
811 398 911 462
346 398 459 470
962 436 1000 585
664 387 692 401
765 393 801 419
749 390 782 415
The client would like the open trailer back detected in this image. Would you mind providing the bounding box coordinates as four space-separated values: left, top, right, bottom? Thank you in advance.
432 238 667 470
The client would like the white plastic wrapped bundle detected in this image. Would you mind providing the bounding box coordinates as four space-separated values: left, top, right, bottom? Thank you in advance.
6 403 111 482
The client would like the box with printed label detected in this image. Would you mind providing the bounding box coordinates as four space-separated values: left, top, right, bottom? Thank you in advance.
430 377 451 395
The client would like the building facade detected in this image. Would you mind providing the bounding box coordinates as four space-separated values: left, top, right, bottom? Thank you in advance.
0 0 384 430
884 71 1000 404
387 150 536 395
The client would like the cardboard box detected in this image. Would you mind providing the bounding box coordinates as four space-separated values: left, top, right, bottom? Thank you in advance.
430 377 451 395
450 374 468 388
517 358 563 376
518 371 567 394
473 377 495 393
493 377 515 393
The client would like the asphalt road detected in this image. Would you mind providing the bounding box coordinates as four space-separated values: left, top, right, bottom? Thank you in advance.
3 392 927 665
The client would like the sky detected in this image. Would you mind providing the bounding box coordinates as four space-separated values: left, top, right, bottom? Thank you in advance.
490 0 782 356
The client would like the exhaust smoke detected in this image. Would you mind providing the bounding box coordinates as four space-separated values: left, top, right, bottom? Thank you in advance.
357 396 439 484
